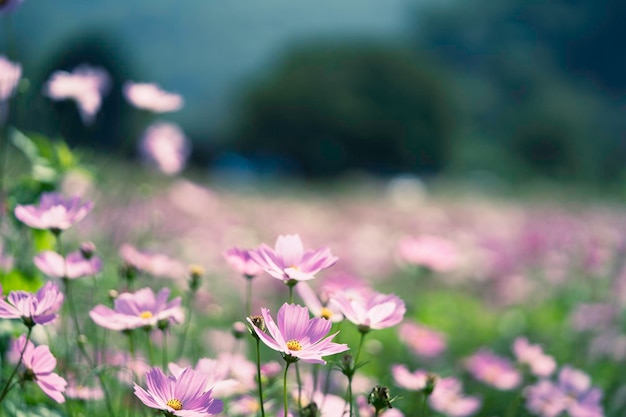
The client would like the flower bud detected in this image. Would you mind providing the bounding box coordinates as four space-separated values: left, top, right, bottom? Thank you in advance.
249 315 265 332
232 321 247 339
80 241 96 259
423 373 438 396
301 401 319 417
368 385 393 413
189 264 204 291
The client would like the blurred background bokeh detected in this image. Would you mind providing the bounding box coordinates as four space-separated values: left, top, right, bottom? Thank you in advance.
4 0 626 186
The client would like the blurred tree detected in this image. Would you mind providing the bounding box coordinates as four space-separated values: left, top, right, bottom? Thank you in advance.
412 0 622 183
233 42 455 177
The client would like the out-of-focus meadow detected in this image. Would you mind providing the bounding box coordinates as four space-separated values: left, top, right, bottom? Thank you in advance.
1 1 626 416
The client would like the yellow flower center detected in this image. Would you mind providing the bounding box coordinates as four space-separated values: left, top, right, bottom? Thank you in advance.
286 339 302 351
320 307 333 320
167 398 183 411
139 311 153 319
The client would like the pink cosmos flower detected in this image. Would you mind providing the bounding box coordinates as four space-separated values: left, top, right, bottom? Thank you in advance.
139 122 191 175
391 364 428 391
429 377 481 417
464 349 521 390
14 192 93 232
249 234 338 283
398 322 447 358
44 65 110 124
11 335 67 403
525 366 604 417
119 244 187 279
398 235 460 273
0 240 13 272
34 250 102 279
0 281 64 327
123 81 184 113
223 247 264 278
134 367 223 416
296 281 343 322
247 303 349 364
89 287 183 331
330 291 405 331
0 0 24 15
0 55 21 102
512 337 556 377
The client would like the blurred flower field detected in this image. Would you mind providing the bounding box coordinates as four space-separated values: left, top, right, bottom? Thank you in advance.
1 1 625 416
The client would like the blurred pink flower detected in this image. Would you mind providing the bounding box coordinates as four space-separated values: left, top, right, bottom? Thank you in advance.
0 240 13 272
330 291 405 331
44 64 110 124
247 303 349 364
223 247 263 278
429 377 481 417
134 367 223 416
0 281 64 327
512 337 556 377
465 349 521 390
0 55 21 102
123 81 184 113
34 250 102 279
249 234 338 283
398 235 459 273
90 287 183 331
525 366 604 417
391 364 428 391
65 379 104 401
120 243 187 279
139 121 191 175
11 335 67 403
0 0 24 15
398 322 447 358
14 192 93 232
296 281 343 322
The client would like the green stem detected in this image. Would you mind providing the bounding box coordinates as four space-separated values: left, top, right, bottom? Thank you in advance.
296 362 303 416
348 375 354 417
127 331 136 360
145 328 155 365
288 285 294 304
162 329 168 370
348 331 367 417
0 326 32 403
283 361 292 417
422 392 428 417
255 338 266 417
354 331 366 367
176 287 196 358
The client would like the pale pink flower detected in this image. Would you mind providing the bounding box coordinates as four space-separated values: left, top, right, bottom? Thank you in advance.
296 281 343 322
139 121 191 175
247 303 349 364
14 192 93 232
124 81 184 113
90 287 183 331
250 234 338 283
398 322 447 358
11 335 67 403
398 235 460 273
512 337 556 377
120 244 187 279
0 281 64 326
34 250 102 279
330 291 405 331
429 377 480 417
223 247 263 278
391 364 428 391
134 367 223 416
465 349 521 390
44 65 110 124
0 55 21 102
65 379 104 401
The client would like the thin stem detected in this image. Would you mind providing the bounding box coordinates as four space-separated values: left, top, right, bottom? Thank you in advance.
255 338 266 417
145 328 155 365
283 361 292 417
422 392 428 417
0 326 32 403
354 331 366 367
288 285 294 304
348 375 354 417
176 287 197 358
161 329 168 370
348 331 367 417
296 362 303 416
127 331 136 360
